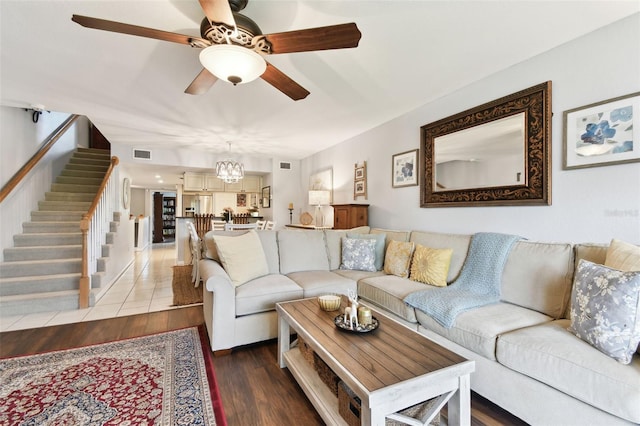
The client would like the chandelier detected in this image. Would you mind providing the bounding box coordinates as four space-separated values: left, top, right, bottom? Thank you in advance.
216 142 245 183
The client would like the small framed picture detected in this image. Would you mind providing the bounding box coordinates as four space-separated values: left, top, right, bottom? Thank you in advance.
354 179 366 198
563 92 640 169
261 186 271 208
354 165 365 180
392 149 418 187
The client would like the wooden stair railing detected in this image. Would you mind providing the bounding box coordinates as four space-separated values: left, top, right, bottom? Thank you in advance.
0 114 80 203
80 156 119 308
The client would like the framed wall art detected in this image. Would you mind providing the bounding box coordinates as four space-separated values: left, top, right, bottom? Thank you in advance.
261 186 271 208
392 149 418 188
563 92 639 170
354 179 367 198
354 161 367 199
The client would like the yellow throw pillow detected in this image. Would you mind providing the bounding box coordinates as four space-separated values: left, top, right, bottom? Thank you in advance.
214 230 269 286
604 239 640 272
383 240 415 278
410 244 453 287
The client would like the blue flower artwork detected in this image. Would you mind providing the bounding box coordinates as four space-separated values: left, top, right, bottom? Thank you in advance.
574 104 634 157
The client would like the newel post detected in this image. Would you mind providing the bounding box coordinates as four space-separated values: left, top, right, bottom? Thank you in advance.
79 214 90 309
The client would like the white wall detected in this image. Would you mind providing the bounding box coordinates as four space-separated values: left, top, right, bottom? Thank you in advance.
299 14 640 244
0 107 89 260
271 158 303 228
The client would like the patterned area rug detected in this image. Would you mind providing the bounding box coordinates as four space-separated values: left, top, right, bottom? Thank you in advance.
172 265 203 306
0 326 226 425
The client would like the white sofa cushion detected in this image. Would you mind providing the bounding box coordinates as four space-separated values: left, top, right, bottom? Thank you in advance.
358 275 426 323
496 319 640 423
235 274 304 316
409 231 471 283
256 230 280 274
214 230 269 287
415 302 552 360
286 270 356 298
324 230 348 270
278 230 330 274
501 241 574 319
333 269 385 282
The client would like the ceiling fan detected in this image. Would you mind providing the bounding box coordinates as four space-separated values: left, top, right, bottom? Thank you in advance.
71 0 362 101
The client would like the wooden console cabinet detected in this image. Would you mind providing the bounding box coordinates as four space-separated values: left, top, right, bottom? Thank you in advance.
331 204 369 229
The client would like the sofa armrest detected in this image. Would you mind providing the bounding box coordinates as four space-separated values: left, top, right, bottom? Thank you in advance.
199 258 237 351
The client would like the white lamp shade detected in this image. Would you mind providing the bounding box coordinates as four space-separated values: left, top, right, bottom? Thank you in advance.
199 44 267 85
309 190 331 206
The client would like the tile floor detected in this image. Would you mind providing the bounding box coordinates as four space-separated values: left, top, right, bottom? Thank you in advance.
0 242 184 332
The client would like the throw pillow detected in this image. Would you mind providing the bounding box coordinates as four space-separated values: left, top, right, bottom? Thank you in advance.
340 238 377 272
347 232 386 270
568 259 640 364
605 239 640 271
383 240 416 278
213 230 269 287
409 244 453 287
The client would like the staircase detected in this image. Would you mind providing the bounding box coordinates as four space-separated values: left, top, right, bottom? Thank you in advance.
0 148 117 316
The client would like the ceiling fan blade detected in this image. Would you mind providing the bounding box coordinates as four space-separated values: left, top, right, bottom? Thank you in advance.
185 69 218 95
261 62 310 101
71 15 210 47
263 23 361 54
198 0 236 29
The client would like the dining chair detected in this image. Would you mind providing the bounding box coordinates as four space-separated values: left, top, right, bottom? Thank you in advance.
255 220 266 230
211 220 227 231
186 221 201 287
224 223 258 231
265 220 276 230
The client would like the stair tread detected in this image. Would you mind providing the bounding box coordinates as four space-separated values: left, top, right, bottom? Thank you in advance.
1 258 81 266
0 273 81 283
0 289 81 301
5 245 82 250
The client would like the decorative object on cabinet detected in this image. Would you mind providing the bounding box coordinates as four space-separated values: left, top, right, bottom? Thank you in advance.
421 81 552 207
122 177 130 209
216 142 244 183
392 149 418 188
331 204 368 230
300 212 313 226
288 202 294 224
563 91 639 170
309 190 331 227
261 186 271 208
353 161 367 199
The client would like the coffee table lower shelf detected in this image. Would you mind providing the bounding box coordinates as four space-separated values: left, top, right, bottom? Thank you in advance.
282 347 348 425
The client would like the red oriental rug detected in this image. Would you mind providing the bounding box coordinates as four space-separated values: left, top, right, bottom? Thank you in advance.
0 326 226 426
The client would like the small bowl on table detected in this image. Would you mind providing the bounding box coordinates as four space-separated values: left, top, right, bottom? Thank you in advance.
318 294 341 312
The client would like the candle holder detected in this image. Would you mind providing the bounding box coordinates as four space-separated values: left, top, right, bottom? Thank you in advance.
288 208 293 224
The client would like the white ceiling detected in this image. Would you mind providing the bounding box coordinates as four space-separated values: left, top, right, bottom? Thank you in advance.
2 1 639 189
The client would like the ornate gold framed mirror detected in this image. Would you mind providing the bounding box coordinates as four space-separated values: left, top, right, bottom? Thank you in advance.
420 81 552 207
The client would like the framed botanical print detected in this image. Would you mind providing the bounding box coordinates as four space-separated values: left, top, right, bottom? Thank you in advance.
563 92 640 169
392 149 418 187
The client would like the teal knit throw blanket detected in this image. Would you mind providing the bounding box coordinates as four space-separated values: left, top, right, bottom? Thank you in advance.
403 232 521 328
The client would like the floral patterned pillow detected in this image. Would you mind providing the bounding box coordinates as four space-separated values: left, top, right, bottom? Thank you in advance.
383 240 416 278
410 245 453 287
568 259 640 364
340 238 376 272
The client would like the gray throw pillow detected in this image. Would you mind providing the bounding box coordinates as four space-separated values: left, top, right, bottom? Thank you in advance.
340 238 376 272
347 232 386 270
568 259 640 364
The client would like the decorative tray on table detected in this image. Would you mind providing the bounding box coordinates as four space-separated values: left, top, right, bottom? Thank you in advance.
334 315 379 333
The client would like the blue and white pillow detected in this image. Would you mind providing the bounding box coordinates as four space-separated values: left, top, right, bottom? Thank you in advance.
568 259 640 364
347 232 386 271
340 237 377 272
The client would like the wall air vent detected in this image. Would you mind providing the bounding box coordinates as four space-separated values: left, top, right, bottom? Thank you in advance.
279 161 291 170
133 149 152 160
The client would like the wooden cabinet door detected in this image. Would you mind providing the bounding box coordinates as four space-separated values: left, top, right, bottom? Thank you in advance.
333 206 350 230
183 173 205 191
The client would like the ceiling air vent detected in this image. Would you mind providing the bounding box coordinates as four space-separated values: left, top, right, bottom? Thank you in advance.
279 161 291 170
132 149 152 160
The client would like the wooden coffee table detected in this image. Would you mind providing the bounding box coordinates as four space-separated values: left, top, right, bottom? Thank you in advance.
276 297 475 425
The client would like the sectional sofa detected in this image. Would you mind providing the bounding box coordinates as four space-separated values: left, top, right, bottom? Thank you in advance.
198 227 640 426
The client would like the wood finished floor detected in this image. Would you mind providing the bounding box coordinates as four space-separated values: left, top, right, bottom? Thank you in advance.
0 307 527 425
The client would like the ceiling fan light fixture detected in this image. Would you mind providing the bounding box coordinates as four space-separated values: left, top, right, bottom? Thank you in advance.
199 44 266 85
